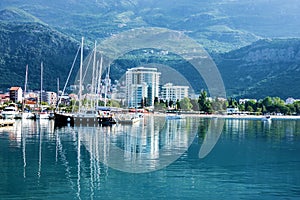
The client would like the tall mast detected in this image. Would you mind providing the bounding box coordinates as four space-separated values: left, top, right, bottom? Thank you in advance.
40 62 43 105
22 64 28 112
97 56 103 107
104 65 110 107
95 60 99 108
91 40 97 108
79 37 84 112
57 77 59 108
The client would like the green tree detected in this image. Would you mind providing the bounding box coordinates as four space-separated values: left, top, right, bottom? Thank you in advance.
286 104 295 115
154 97 159 105
246 104 254 112
211 97 225 112
108 99 120 108
165 100 169 108
198 90 212 113
245 100 257 112
176 99 181 110
238 103 245 111
179 97 193 111
156 102 166 111
262 96 272 113
294 101 300 115
272 97 286 114
169 99 174 108
198 90 207 111
227 97 238 108
190 99 199 111
41 101 48 106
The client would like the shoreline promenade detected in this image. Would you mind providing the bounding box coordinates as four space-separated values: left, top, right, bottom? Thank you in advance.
154 112 300 120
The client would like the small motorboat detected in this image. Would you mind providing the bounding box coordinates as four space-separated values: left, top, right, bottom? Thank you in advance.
261 115 271 122
1 104 19 119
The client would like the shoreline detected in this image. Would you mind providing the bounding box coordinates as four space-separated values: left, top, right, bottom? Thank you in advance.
197 114 300 120
152 112 300 120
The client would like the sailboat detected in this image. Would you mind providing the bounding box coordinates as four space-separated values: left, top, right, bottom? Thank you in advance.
55 37 116 127
36 62 50 120
20 64 35 119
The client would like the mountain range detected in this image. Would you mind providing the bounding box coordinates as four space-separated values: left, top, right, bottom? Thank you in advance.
0 0 299 99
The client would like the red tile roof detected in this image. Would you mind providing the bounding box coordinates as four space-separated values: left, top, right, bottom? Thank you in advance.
10 87 21 91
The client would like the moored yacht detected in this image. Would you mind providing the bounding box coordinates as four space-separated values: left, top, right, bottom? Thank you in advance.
1 104 19 119
261 115 271 122
54 37 117 127
36 111 50 119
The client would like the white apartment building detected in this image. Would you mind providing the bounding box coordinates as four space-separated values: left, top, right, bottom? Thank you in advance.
42 91 57 106
160 83 189 103
9 87 23 103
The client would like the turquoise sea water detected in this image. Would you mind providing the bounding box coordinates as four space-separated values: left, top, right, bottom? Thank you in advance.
0 116 300 199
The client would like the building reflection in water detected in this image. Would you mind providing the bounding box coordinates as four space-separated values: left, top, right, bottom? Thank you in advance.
80 115 198 173
1 117 300 199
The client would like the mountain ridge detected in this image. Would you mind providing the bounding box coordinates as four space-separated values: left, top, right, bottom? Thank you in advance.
0 1 265 52
0 1 299 99
215 38 300 99
0 20 81 92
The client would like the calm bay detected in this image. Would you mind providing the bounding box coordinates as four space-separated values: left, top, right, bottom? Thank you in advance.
0 116 300 199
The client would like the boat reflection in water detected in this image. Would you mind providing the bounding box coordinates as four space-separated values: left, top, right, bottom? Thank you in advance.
0 116 225 198
1 117 300 199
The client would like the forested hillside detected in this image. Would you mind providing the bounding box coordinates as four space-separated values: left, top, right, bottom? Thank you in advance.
0 0 300 98
0 21 81 92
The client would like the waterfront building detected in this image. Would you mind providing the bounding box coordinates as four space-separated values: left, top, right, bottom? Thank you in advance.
160 83 189 103
0 93 10 104
126 67 160 108
9 87 23 103
42 91 58 106
285 97 300 104
111 81 126 105
226 107 239 114
127 83 148 108
239 98 257 104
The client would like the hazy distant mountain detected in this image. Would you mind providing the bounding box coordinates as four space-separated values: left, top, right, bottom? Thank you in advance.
1 0 299 50
1 0 299 52
0 0 300 98
0 7 43 23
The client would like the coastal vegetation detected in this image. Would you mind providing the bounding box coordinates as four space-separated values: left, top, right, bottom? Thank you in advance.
153 91 300 116
228 97 300 115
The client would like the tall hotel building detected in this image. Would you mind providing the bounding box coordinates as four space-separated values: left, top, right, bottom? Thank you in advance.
126 67 160 108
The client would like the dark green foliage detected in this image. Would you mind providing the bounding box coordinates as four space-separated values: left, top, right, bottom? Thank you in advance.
198 90 212 113
227 97 238 108
190 99 199 111
176 99 181 110
236 96 300 115
0 21 81 91
211 97 226 113
179 97 193 111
